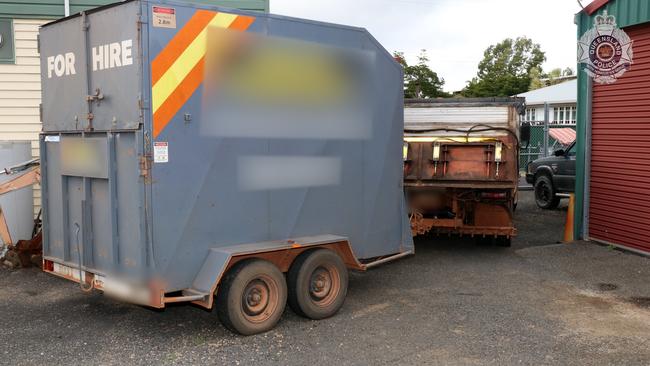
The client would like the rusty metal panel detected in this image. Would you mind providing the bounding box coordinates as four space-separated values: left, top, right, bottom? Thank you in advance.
588 23 650 253
403 99 520 238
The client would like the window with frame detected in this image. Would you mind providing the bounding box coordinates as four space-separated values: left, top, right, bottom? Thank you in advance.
0 19 15 64
552 105 576 124
525 108 536 122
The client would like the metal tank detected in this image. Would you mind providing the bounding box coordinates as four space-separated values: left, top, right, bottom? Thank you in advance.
38 0 412 334
0 142 34 249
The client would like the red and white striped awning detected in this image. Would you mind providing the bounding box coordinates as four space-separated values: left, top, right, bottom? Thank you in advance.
549 128 576 145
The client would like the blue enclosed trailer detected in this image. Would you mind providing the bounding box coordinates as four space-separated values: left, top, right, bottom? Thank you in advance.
38 0 412 334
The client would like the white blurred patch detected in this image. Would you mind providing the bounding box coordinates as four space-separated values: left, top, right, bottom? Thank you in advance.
238 156 341 191
202 106 371 139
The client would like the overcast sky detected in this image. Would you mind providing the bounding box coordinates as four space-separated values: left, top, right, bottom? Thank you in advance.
271 0 591 92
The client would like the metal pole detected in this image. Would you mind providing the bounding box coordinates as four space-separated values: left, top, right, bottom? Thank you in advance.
582 78 593 240
64 0 70 16
543 102 549 157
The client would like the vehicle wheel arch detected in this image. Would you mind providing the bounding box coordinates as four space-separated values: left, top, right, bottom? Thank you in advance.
533 166 554 182
189 237 363 311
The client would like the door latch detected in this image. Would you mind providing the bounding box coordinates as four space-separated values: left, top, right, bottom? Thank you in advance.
86 88 104 105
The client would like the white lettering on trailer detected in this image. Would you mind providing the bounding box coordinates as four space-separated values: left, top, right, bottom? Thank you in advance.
47 39 132 78
91 39 133 71
47 52 76 78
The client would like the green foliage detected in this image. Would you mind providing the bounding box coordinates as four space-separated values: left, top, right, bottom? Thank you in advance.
394 50 449 99
529 67 544 91
547 68 563 79
530 67 576 90
462 37 546 97
544 67 575 86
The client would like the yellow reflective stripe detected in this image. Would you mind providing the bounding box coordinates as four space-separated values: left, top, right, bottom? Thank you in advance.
151 13 238 114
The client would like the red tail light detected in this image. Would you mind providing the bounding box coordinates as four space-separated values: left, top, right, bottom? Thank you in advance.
481 192 507 199
43 259 54 272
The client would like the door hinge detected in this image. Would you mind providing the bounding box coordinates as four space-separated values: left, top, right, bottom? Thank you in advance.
139 155 152 182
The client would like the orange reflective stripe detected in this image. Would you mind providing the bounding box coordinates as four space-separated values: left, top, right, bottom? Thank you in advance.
151 11 256 138
151 10 216 85
153 56 205 138
228 15 255 31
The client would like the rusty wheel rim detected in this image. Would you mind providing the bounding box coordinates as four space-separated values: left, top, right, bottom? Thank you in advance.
309 264 340 307
241 275 279 324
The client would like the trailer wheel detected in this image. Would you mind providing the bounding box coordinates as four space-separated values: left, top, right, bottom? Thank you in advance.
287 249 348 320
216 259 287 335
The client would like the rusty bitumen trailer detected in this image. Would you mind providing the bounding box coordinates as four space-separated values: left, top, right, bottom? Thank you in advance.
38 0 412 335
403 98 526 246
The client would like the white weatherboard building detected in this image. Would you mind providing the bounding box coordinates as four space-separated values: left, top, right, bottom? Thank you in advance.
517 79 577 125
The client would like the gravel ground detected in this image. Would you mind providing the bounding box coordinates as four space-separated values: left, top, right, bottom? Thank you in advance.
1 191 649 366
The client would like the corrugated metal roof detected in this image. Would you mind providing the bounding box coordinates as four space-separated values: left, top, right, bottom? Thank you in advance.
583 0 611 15
516 80 577 106
0 0 269 19
578 0 650 31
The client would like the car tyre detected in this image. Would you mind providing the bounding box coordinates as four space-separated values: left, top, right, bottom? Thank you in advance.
534 175 560 209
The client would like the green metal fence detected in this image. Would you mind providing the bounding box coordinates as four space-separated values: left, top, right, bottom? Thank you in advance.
519 124 576 173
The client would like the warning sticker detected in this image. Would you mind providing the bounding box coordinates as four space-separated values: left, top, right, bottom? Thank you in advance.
152 6 176 28
154 142 169 163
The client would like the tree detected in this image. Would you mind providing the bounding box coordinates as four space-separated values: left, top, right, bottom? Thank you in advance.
461 37 546 97
394 50 449 99
529 67 576 90
543 67 575 86
528 66 544 91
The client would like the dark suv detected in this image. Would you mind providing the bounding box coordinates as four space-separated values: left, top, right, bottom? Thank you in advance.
525 142 576 209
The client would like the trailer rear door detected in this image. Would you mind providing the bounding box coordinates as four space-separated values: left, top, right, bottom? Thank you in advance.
39 2 149 277
39 1 142 132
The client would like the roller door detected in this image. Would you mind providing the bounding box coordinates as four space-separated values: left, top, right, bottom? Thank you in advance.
588 23 650 253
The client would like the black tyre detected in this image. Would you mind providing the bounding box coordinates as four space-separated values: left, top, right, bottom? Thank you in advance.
534 175 560 209
216 259 287 335
287 249 348 320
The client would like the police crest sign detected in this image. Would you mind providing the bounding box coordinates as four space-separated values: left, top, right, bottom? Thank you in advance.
578 10 633 84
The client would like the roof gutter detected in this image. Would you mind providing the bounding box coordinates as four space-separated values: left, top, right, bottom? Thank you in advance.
582 0 610 15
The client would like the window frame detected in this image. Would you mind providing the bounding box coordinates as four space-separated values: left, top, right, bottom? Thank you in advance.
552 105 577 125
0 18 15 64
525 107 536 122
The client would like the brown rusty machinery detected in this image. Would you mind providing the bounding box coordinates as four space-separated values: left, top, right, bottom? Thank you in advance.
403 99 525 246
0 159 42 268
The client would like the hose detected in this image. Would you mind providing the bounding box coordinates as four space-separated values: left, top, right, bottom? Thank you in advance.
404 124 520 146
74 222 93 292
